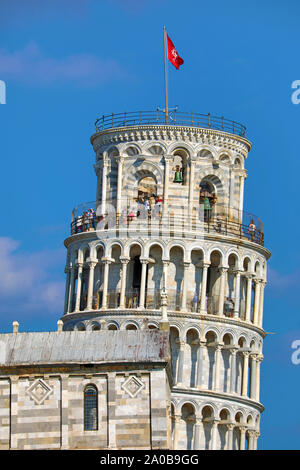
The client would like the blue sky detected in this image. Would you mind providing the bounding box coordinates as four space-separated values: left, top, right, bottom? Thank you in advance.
0 0 299 449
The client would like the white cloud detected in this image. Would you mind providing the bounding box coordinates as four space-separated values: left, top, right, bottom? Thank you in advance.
0 42 129 86
0 237 65 318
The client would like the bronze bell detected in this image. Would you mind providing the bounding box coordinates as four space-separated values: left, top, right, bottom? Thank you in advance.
173 166 183 183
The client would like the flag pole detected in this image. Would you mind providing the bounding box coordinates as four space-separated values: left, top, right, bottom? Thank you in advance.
163 25 168 124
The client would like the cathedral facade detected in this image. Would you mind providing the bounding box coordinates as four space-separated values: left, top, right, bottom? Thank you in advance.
0 111 270 450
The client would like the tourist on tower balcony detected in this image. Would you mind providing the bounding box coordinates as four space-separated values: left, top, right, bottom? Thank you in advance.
248 219 256 242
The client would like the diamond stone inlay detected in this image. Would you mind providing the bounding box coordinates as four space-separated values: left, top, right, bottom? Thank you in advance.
26 379 53 405
122 376 145 398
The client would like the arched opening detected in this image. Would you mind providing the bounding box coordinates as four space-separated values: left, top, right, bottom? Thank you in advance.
218 409 230 449
146 244 163 309
169 327 180 383
202 405 214 450
205 331 217 390
172 149 188 185
107 323 118 330
221 334 232 393
125 323 138 330
207 251 222 315
199 180 217 222
126 244 142 308
181 403 196 450
84 385 98 431
94 246 104 309
168 246 184 311
107 244 121 308
190 249 204 312
186 329 199 387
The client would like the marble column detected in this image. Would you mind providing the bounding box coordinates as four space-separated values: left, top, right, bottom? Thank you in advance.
193 417 201 450
63 266 71 314
253 279 261 325
250 354 257 399
200 262 210 314
258 281 266 328
242 351 250 397
226 423 234 450
255 355 263 402
176 339 185 385
162 155 172 219
116 156 124 218
101 260 111 309
230 348 237 394
75 262 83 311
239 426 247 450
86 261 96 310
245 274 253 322
210 420 219 450
196 341 205 388
248 430 255 450
214 344 222 392
253 431 260 450
172 414 181 450
119 257 130 308
234 270 241 318
139 259 149 308
188 157 196 220
238 173 246 224
217 267 228 316
68 265 76 313
181 262 190 311
101 159 109 215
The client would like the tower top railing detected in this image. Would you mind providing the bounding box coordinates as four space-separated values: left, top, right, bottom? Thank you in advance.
70 201 264 246
94 110 247 138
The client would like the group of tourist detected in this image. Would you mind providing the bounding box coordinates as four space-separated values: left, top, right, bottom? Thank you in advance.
74 208 96 233
122 194 163 223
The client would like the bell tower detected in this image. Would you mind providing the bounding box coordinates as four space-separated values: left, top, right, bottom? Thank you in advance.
62 110 270 450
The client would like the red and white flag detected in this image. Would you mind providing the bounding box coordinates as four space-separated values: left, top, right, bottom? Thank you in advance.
167 34 184 70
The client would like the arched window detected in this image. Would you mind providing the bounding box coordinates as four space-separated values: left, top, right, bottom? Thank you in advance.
199 181 217 222
84 385 98 431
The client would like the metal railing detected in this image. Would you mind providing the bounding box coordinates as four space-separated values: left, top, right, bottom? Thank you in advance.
94 110 247 137
70 204 264 246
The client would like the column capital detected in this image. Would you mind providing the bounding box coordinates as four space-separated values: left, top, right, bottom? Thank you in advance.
75 261 84 268
101 257 113 264
242 350 250 358
232 268 243 275
253 277 262 285
201 260 211 268
190 155 197 163
239 425 247 434
164 154 173 162
162 258 170 265
87 260 97 268
173 414 181 423
226 423 235 431
120 256 130 264
115 155 124 164
183 261 191 269
139 258 150 265
218 265 229 274
255 354 264 363
247 429 256 438
229 347 238 355
175 338 186 347
244 272 255 280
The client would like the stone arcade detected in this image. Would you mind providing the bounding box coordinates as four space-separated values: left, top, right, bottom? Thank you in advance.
0 110 270 450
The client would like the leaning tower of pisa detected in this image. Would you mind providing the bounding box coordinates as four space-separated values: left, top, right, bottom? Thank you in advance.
61 110 270 450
